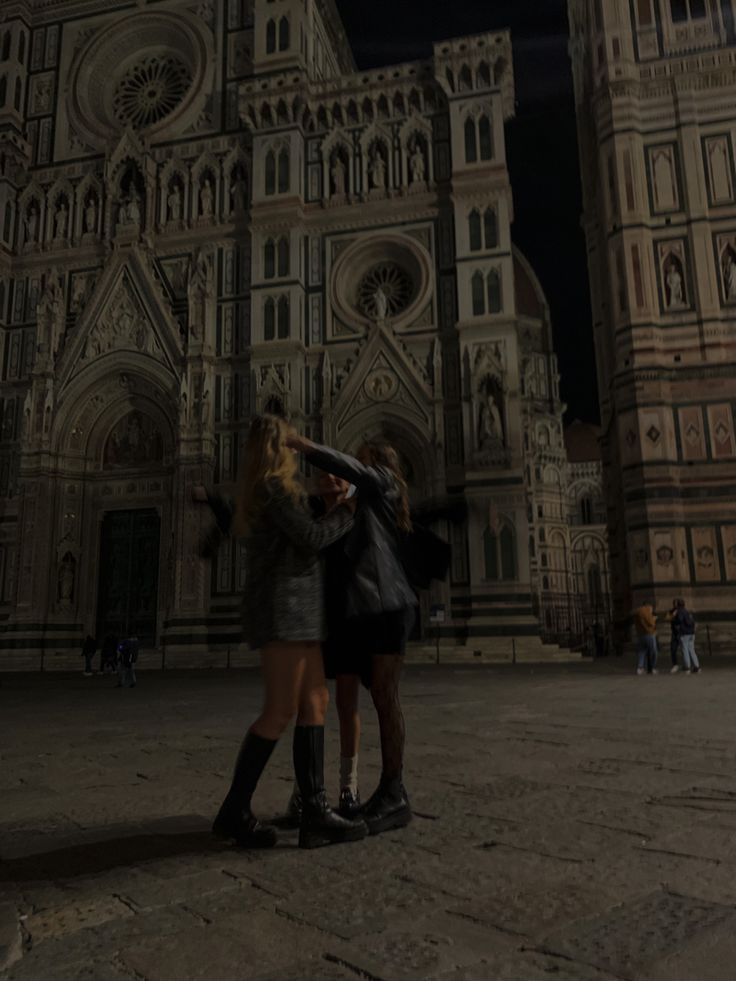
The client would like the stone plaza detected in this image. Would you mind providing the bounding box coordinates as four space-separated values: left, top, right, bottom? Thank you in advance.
3 661 736 980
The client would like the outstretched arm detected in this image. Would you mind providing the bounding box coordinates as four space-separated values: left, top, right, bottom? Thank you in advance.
264 491 354 552
287 436 392 495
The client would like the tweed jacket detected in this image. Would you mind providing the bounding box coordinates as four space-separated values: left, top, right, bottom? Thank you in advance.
305 444 417 619
209 483 354 649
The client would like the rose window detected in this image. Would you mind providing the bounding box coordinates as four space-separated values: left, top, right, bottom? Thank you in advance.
112 56 193 130
358 263 413 319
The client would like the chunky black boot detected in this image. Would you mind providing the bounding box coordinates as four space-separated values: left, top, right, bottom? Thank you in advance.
293 726 367 850
338 788 361 819
213 731 278 848
362 777 412 836
283 787 303 829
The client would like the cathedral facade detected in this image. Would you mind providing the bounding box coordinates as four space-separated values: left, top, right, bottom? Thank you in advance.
569 0 736 646
0 0 589 666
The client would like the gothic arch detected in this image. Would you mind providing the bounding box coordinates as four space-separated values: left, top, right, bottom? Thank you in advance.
339 409 434 498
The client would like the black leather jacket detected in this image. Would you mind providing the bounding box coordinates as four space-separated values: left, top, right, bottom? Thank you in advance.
306 443 417 619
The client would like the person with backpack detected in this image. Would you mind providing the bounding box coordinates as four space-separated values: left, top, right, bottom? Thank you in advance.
674 600 700 674
116 636 139 688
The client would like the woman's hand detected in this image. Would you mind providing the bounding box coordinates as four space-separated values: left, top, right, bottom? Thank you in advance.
286 433 314 454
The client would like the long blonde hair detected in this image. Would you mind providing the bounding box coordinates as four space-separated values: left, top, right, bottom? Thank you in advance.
232 415 302 535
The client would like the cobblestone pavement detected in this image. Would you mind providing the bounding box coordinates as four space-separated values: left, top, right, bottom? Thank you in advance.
3 661 736 980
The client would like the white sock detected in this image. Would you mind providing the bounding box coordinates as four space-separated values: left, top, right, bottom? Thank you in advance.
340 755 359 795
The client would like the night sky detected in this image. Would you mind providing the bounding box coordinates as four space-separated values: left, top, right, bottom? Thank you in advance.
336 0 598 425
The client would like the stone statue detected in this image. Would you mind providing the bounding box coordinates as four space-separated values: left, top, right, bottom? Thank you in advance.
127 191 141 226
58 556 75 605
71 276 88 312
200 178 213 218
479 392 504 448
410 145 426 183
168 184 182 222
179 376 189 424
54 200 68 241
374 286 389 322
84 196 97 234
666 263 683 307
331 156 346 196
22 388 32 437
230 175 247 214
370 151 387 189
725 255 736 301
25 204 39 244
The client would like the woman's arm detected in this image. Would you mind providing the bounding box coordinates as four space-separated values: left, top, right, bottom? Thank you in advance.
204 492 234 535
264 491 354 553
288 436 392 495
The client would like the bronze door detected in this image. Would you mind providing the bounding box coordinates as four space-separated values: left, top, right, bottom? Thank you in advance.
96 509 161 647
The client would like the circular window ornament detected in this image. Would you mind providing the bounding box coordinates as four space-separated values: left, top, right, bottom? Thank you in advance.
358 263 413 320
112 56 193 130
330 233 433 332
67 11 214 149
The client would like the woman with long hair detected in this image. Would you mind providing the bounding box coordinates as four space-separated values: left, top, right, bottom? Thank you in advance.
199 415 367 849
287 434 417 835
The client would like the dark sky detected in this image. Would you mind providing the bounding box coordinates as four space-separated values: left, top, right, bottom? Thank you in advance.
336 0 598 425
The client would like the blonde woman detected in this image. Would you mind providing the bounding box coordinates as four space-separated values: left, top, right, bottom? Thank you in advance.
198 415 367 849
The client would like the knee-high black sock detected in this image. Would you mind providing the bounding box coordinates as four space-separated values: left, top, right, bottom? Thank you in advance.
221 731 277 814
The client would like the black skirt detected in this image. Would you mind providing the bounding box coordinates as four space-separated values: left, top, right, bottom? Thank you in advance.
323 607 416 688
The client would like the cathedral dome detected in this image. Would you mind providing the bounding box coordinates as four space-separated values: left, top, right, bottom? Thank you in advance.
67 10 214 149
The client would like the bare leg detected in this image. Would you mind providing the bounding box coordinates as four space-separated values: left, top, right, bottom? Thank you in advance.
336 673 361 759
369 654 405 784
251 642 309 741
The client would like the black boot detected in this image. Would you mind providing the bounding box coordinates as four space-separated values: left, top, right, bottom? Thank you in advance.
293 725 367 850
362 776 412 836
213 731 278 848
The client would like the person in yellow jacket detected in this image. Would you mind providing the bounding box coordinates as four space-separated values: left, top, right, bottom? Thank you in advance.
633 604 658 675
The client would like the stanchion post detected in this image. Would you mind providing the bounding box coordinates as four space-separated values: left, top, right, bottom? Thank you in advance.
512 637 517 665
706 625 712 659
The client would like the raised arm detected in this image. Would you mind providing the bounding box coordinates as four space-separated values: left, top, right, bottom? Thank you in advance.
264 491 354 553
290 437 393 496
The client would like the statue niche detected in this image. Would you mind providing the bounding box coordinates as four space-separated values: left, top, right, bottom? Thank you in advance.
477 374 505 451
103 411 164 469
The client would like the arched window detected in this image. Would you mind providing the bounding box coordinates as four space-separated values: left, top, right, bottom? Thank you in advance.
277 147 289 193
13 77 20 111
277 295 289 339
0 76 7 106
471 271 485 316
580 496 593 524
278 16 290 51
1 34 10 62
500 525 516 580
484 208 498 248
479 116 493 160
464 117 477 163
264 239 275 279
2 202 11 242
469 210 482 251
266 19 277 54
484 522 517 581
264 297 275 340
265 151 276 195
18 33 26 64
541 552 548 568
277 236 289 277
670 0 706 21
484 527 499 580
487 270 502 313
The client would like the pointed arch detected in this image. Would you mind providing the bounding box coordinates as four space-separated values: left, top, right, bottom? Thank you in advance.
277 236 290 277
484 207 498 248
277 294 290 339
469 210 482 252
487 270 502 314
266 18 276 54
464 116 477 163
277 145 290 193
479 115 493 160
264 296 275 340
472 271 485 316
264 238 276 279
265 150 276 195
278 16 290 51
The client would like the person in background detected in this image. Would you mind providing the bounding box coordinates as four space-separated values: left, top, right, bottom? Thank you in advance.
667 599 681 674
674 599 700 674
116 636 139 689
101 634 117 674
633 602 658 676
81 634 97 676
